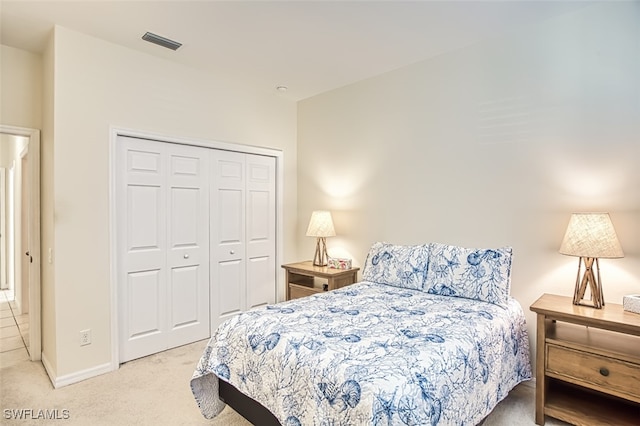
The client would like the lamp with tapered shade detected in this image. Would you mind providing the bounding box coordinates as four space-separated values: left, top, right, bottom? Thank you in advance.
559 213 624 308
306 211 336 266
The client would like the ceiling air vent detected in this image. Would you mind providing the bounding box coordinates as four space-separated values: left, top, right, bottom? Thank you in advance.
142 32 182 51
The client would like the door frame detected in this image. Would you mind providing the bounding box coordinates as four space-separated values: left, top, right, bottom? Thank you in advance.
1 167 6 290
0 125 41 361
109 127 284 369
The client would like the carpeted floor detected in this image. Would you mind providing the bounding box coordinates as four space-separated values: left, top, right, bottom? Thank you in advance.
0 339 566 425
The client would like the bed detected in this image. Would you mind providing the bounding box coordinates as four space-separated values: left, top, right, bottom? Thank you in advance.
191 242 532 425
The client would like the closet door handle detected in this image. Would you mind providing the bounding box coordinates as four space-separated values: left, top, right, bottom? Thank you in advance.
230 250 235 255
183 254 189 259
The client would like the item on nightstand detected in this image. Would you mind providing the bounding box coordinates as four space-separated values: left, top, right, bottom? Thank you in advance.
623 295 640 314
559 212 624 309
306 211 336 266
327 257 352 270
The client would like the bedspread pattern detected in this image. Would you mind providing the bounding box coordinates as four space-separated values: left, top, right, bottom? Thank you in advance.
191 282 531 425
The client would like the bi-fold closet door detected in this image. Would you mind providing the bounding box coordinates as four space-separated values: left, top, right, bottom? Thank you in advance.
117 136 210 362
117 136 276 363
210 150 276 330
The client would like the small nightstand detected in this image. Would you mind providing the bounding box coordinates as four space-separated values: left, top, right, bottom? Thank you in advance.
530 293 640 425
282 261 359 301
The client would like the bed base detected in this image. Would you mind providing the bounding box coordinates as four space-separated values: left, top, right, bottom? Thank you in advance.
218 378 281 426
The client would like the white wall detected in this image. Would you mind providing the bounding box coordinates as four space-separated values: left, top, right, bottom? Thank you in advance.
0 45 42 130
43 26 298 380
298 2 640 363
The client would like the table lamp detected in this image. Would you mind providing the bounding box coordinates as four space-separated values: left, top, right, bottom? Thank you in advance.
306 210 336 266
559 213 624 308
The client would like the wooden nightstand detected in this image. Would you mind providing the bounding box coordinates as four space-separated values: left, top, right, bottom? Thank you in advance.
282 261 359 301
530 293 640 425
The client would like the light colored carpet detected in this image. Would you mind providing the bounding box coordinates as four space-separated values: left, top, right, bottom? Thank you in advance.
0 339 566 425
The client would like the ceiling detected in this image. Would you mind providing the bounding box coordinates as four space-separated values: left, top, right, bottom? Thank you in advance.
0 1 593 101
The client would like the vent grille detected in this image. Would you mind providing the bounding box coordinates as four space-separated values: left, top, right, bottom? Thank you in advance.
142 32 182 51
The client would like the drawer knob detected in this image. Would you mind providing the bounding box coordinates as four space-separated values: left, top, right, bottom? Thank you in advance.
599 367 610 377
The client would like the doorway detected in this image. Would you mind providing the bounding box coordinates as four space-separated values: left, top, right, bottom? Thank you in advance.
0 125 41 362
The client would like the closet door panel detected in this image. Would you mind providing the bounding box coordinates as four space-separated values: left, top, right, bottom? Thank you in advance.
213 153 245 263
169 265 199 327
245 154 276 308
126 185 163 272
127 269 163 339
246 256 272 309
211 150 246 330
216 189 244 262
215 259 244 322
166 145 210 348
118 137 167 361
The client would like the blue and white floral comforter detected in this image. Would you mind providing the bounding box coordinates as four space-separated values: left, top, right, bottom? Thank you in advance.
191 282 531 425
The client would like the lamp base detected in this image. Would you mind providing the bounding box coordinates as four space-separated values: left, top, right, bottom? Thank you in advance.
572 257 604 309
312 237 329 266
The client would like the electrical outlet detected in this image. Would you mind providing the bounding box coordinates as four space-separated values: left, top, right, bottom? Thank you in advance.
79 329 91 346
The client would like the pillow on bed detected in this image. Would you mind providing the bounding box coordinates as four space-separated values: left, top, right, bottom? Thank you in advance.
362 242 430 291
423 242 512 306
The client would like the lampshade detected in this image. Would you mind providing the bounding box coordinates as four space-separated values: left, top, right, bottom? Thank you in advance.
305 211 336 238
559 213 624 259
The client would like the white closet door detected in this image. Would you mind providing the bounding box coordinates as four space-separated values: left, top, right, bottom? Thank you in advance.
117 137 166 361
165 145 210 348
245 154 276 310
117 137 209 362
210 151 276 329
210 150 246 329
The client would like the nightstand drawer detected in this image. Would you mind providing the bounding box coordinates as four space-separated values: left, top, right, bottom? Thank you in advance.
547 344 640 402
288 283 321 300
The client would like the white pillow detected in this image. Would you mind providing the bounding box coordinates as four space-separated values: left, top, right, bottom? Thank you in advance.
362 242 430 291
424 242 512 306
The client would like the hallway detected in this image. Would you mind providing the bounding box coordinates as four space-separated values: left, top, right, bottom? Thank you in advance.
0 289 30 367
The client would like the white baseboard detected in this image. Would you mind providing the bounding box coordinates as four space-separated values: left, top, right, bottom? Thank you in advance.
40 352 56 387
13 299 22 315
41 353 114 389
